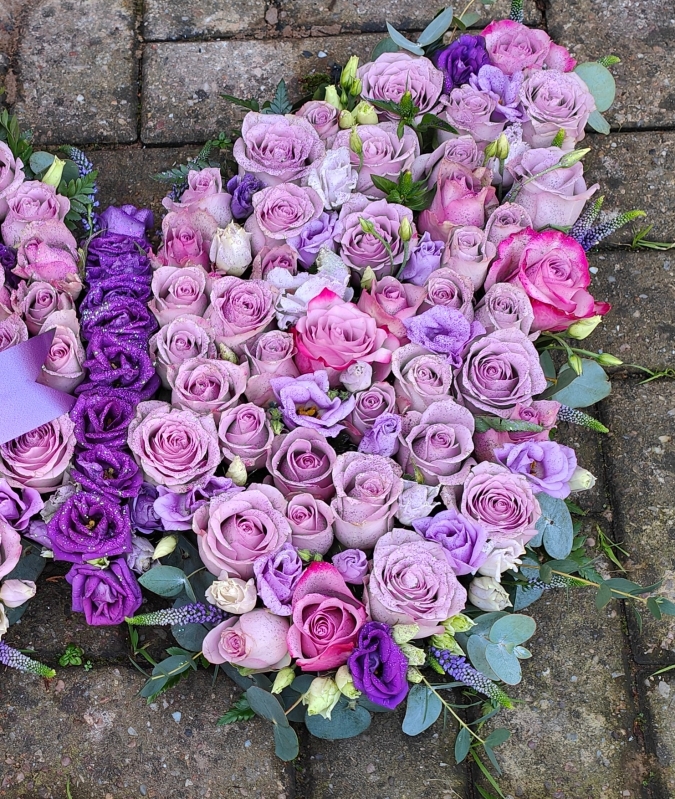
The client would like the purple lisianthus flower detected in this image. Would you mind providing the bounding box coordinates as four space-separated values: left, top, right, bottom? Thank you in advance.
412 509 488 576
398 232 444 285
332 549 369 585
470 65 524 123
286 211 341 268
404 306 485 368
129 482 163 534
79 274 152 315
99 205 154 239
66 557 142 625
358 413 401 458
125 534 155 574
85 234 152 282
80 299 158 346
47 491 133 563
70 392 139 450
433 34 490 93
271 370 356 438
494 440 577 499
0 244 19 289
71 445 143 501
348 621 409 710
154 477 240 531
77 332 160 401
253 542 303 616
0 478 44 531
25 518 51 548
227 174 266 220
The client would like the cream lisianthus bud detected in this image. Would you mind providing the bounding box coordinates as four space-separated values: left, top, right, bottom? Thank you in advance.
442 614 476 634
340 56 360 91
349 127 363 156
353 100 378 125
324 85 343 110
0 603 7 639
42 155 66 187
205 577 257 613
468 576 512 611
569 466 596 491
210 222 253 276
567 315 602 340
303 677 341 719
399 217 413 243
392 623 419 644
271 667 296 694
485 133 510 161
225 455 247 486
339 110 356 130
0 579 37 609
335 665 361 699
152 535 178 560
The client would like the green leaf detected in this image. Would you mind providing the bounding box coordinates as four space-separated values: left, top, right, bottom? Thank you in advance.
474 416 543 434
485 644 522 685
221 94 260 112
291 674 314 694
171 621 207 652
265 79 293 115
595 583 613 610
540 350 556 380
371 37 399 60
459 11 481 26
370 174 399 193
647 597 662 620
305 696 372 739
245 686 289 726
454 726 471 763
402 684 443 736
138 565 186 597
217 694 255 725
535 493 574 560
603 577 648 595
417 7 455 46
484 728 511 748
657 599 675 616
513 583 545 610
538 364 579 399
29 151 55 174
386 22 425 55
574 62 616 112
587 110 611 134
548 359 611 408
274 724 299 760
466 636 501 682
416 113 458 134
484 745 502 776
489 614 536 646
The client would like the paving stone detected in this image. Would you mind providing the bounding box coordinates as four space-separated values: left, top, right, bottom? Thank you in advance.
477 588 647 799
11 0 138 145
588 249 675 370
0 667 292 799
143 0 267 42
0 1 22 84
307 707 468 798
558 418 610 515
548 0 675 130
141 34 382 145
602 379 675 665
584 131 675 246
641 671 675 797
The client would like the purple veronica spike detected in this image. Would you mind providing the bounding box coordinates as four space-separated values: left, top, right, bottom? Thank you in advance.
0 642 55 678
125 602 228 626
429 649 513 707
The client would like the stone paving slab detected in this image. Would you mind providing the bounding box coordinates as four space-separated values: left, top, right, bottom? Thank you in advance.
0 667 293 799
584 132 675 246
141 34 382 145
548 0 675 131
641 671 675 797
558 420 609 516
588 250 675 371
307 708 468 799
602 379 675 666
11 0 138 145
143 0 267 42
477 585 647 799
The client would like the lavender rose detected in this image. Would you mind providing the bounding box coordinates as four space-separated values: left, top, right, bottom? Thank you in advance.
202 610 290 670
365 528 467 637
330 452 403 549
2 182 70 246
441 84 506 144
440 225 497 290
0 313 28 352
348 382 397 438
267 427 337 501
39 310 86 394
66 559 141 626
412 509 488 575
484 203 533 248
482 19 575 75
0 414 75 492
205 276 277 352
193 484 292 579
456 328 547 418
168 357 248 422
0 479 43 531
271 370 355 438
247 183 324 253
474 282 535 336
128 401 221 492
244 330 299 406
154 477 238 531
0 142 24 220
71 445 143 500
162 167 232 228
422 268 475 320
149 315 216 390
149 266 209 326
253 543 303 616
70 393 138 451
286 493 335 555
495 440 577 499
233 112 325 185
332 549 369 585
218 403 274 470
156 209 217 270
296 101 341 144
250 245 299 281
395 480 440 526
358 413 401 458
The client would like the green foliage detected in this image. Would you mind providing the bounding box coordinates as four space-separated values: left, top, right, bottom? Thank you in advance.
574 62 616 112
140 652 196 701
543 359 611 407
263 80 293 115
305 696 372 739
217 694 256 725
402 684 442 735
153 133 230 198
631 225 675 251
530 493 574 559
58 170 99 230
59 644 84 667
474 416 543 434
244 686 300 759
0 109 34 170
138 565 187 597
370 170 436 211
463 614 536 685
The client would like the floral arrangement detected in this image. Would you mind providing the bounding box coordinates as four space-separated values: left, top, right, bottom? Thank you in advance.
1 0 673 781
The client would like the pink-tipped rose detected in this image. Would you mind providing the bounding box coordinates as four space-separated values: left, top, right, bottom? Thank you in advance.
203 609 290 670
14 220 82 298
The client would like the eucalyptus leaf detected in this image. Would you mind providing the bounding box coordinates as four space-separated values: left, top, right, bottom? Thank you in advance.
171 622 208 652
138 565 186 597
513 583 544 611
454 726 471 763
291 674 314 694
357 697 392 713
484 644 522 685
548 359 611 408
402 684 442 735
386 22 425 55
539 350 556 380
417 7 455 46
5 551 45 583
274 724 299 760
535 493 574 560
538 364 579 399
245 686 289 726
574 62 616 112
489 614 536 645
305 697 372 739
459 11 482 26
29 150 55 174
466 635 501 682
587 109 611 135
371 37 399 60
484 727 511 748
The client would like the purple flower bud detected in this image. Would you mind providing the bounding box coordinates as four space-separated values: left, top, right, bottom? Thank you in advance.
126 534 155 574
398 232 444 285
253 543 303 616
358 413 401 457
227 174 266 220
66 558 142 626
129 482 163 534
331 549 369 585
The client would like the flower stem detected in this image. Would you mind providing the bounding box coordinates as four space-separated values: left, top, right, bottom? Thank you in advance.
420 674 486 746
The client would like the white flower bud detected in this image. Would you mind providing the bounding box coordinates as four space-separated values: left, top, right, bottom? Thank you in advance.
271 667 296 694
210 222 253 276
468 576 512 611
335 665 361 699
205 577 257 614
477 540 526 580
0 579 37 609
339 361 372 393
569 466 597 492
152 535 178 561
302 677 341 719
0 604 7 640
225 455 248 486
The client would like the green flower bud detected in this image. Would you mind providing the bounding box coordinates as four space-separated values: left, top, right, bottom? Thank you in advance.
430 633 464 655
335 665 361 699
392 623 419 644
567 315 602 340
596 352 623 366
569 466 597 492
152 535 178 561
42 155 66 187
484 133 510 161
349 77 362 97
400 642 426 666
225 455 247 486
218 343 238 363
297 549 313 563
339 109 356 129
442 613 476 634
340 56 360 90
85 557 110 569
360 266 376 292
359 217 376 235
399 216 412 243
324 85 343 110
353 100 378 125
349 127 363 156
568 354 583 375
559 148 591 168
407 666 424 684
302 677 341 719
271 667 296 694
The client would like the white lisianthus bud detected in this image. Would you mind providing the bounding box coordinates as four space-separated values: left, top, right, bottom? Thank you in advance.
359 266 376 292
567 315 602 340
324 85 343 110
407 666 423 684
353 100 378 125
400 642 426 666
596 353 623 367
569 466 597 492
210 222 253 276
468 576 512 611
152 535 178 561
271 667 296 694
339 110 356 130
0 603 7 639
477 540 526 580
442 614 476 634
335 665 361 699
225 455 247 486
0 579 37 608
392 623 419 645
339 361 372 393
395 481 440 526
302 677 341 719
205 577 257 614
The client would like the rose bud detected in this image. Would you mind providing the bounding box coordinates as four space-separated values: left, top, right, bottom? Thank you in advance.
468 575 512 611
0 578 36 608
210 222 253 277
302 676 341 719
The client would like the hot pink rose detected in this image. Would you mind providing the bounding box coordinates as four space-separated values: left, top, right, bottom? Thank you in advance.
168 356 248 422
149 265 209 325
203 609 290 670
149 315 216 389
481 19 575 75
205 276 277 353
38 310 86 394
244 330 299 407
0 142 24 219
0 519 22 580
128 401 221 492
287 562 367 671
357 276 426 341
0 413 75 493
484 228 610 332
418 161 498 244
14 220 81 298
0 314 28 352
250 245 299 281
473 400 560 461
156 209 218 269
391 344 455 413
218 403 274 470
12 280 74 335
296 101 341 144
247 183 324 254
1 182 70 246
293 288 397 386
286 493 334 555
162 168 232 227
267 427 337 501
193 484 291 579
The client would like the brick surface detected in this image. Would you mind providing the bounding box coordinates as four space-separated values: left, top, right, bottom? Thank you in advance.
642 672 675 797
602 379 675 665
11 0 138 144
143 0 267 42
548 0 675 130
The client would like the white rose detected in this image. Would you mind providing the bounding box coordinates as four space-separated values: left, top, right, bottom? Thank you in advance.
305 147 357 210
206 577 257 614
210 222 253 276
468 576 512 611
477 540 526 581
340 361 372 393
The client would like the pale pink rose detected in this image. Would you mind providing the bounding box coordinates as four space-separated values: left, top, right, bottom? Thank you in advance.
267 427 337 501
203 609 290 670
149 315 216 389
330 451 403 549
0 414 75 493
218 403 274 470
14 220 82 298
168 357 249 422
244 330 299 407
286 493 334 555
420 267 475 320
162 168 232 227
293 288 398 387
474 282 535 337
365 527 467 637
296 101 341 145
12 280 74 335
128 401 221 492
38 309 86 393
205 276 277 353
391 344 455 413
440 225 497 290
287 561 367 671
193 484 291 579
0 142 24 220
346 382 397 439
357 276 426 342
250 245 299 281
441 85 506 144
246 183 324 254
156 209 218 270
0 314 28 352
484 203 533 248
0 578 36 607
149 265 209 325
397 399 475 487
412 136 484 184
0 519 22 580
2 181 70 246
